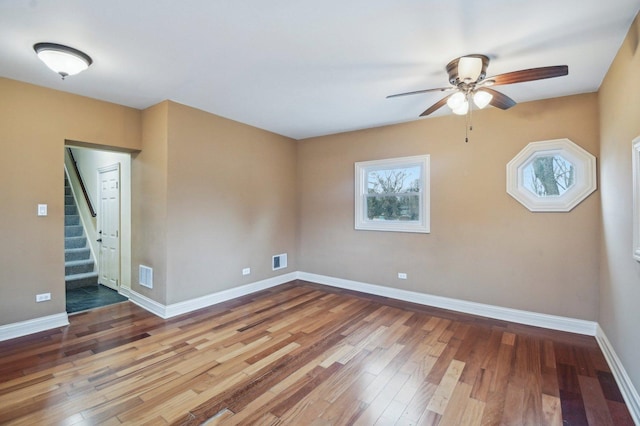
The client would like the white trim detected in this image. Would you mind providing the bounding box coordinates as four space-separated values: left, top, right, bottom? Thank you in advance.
595 325 640 424
120 287 167 318
506 138 597 212
123 272 298 319
0 313 69 342
297 272 598 336
165 272 297 318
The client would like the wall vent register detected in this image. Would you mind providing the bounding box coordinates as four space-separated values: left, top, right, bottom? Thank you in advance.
272 253 287 271
139 265 153 289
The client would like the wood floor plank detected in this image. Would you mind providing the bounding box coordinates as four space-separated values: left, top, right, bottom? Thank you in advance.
0 280 633 425
542 393 563 426
426 359 466 415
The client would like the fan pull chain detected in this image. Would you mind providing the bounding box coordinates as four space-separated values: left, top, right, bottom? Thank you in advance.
465 98 473 143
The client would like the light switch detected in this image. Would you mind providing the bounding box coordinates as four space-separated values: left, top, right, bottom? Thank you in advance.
37 204 47 216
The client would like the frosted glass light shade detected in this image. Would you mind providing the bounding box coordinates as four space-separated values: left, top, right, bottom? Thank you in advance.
458 56 483 82
34 43 92 78
452 100 469 115
446 92 466 110
473 90 493 109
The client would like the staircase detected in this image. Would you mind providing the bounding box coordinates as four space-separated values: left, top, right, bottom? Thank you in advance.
65 175 99 289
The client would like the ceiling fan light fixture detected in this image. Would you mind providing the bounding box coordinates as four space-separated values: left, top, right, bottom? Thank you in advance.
452 100 469 115
446 92 466 110
473 90 493 109
457 56 483 82
33 42 92 79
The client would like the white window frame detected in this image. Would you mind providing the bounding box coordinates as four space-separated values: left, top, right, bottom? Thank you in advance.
506 138 596 212
355 154 430 233
632 136 640 261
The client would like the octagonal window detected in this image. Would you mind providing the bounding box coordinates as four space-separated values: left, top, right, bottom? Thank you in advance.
506 139 596 212
522 154 575 197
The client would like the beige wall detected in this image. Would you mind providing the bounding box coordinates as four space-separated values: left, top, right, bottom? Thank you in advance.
298 93 600 320
164 102 298 304
598 14 640 393
0 80 298 323
131 101 169 304
0 78 141 325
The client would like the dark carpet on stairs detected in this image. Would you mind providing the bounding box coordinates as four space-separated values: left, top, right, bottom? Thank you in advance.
66 285 128 314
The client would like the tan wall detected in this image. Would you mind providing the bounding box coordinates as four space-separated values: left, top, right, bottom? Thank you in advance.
164 102 298 304
0 78 141 325
131 101 169 304
298 93 600 320
598 14 640 393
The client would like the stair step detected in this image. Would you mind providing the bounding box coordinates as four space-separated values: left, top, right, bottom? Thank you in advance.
65 205 78 215
65 186 72 196
65 195 75 206
65 259 94 276
65 215 80 226
65 236 86 249
65 272 99 290
65 247 91 261
65 225 84 238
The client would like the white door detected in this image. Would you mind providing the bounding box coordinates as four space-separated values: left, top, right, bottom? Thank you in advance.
98 164 120 290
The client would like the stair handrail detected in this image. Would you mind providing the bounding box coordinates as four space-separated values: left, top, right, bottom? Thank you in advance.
67 148 97 218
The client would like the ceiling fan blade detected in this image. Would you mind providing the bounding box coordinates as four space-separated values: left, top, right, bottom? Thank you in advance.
483 88 516 110
387 87 453 99
488 65 568 86
419 94 452 117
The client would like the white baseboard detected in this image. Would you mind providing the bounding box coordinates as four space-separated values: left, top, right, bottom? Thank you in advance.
297 272 598 336
120 286 168 318
124 272 298 319
595 325 640 424
0 312 69 342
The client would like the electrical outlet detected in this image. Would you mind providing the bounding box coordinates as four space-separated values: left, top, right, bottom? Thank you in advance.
242 268 251 275
37 204 47 216
36 293 51 302
398 273 407 280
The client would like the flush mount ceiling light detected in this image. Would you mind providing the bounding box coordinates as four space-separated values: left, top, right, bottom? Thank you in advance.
33 42 92 79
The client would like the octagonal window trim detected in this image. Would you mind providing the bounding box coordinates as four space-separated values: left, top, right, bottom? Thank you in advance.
506 139 596 212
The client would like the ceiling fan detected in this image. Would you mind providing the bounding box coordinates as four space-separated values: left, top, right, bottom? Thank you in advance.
387 54 568 118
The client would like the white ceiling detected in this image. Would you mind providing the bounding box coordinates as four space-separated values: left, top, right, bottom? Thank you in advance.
1 0 638 140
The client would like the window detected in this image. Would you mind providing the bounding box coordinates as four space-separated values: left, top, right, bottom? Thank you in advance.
355 155 430 233
506 138 596 212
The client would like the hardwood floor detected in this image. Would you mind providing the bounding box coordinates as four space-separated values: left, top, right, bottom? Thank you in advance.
0 280 634 425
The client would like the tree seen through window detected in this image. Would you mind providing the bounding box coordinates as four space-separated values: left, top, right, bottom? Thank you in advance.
523 155 575 197
366 166 420 221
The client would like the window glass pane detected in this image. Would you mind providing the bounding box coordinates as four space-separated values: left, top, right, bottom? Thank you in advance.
367 166 421 194
366 194 420 221
522 155 575 197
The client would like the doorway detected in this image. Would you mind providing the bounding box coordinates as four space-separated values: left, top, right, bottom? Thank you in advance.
64 144 132 313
